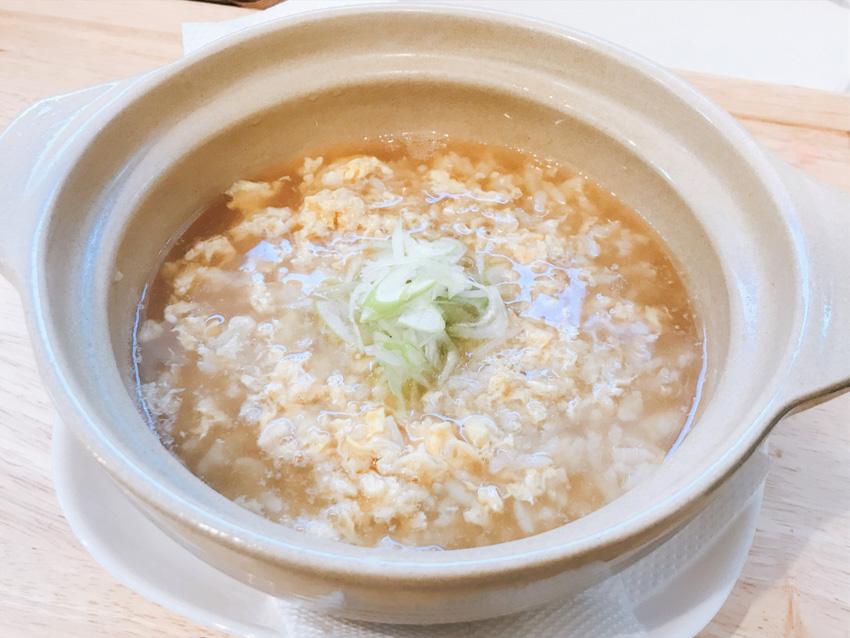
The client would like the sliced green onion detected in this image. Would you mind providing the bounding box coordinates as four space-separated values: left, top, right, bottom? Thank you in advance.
312 224 508 405
398 304 445 332
314 299 359 346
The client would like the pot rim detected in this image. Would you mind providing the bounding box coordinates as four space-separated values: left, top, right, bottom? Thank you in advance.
32 3 808 585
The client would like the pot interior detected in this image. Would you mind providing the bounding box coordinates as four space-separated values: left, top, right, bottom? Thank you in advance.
37 7 804 570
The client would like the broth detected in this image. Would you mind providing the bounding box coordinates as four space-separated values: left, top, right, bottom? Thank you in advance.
134 138 704 549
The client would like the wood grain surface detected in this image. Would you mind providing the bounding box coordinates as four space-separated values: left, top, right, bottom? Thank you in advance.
0 2 848 637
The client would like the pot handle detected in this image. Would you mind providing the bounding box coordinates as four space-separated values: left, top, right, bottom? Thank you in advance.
773 158 850 412
0 80 128 291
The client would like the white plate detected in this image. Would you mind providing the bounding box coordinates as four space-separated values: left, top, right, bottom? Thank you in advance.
52 418 764 637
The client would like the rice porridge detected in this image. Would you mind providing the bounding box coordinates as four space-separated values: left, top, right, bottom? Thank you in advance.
134 139 703 549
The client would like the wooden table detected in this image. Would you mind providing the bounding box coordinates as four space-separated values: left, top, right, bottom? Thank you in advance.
1 2 848 636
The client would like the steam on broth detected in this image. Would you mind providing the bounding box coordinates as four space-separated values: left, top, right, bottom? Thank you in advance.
134 138 704 550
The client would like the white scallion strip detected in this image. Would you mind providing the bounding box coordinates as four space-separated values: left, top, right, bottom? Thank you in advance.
313 224 508 403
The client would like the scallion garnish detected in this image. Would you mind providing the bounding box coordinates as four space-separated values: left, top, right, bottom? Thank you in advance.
313 224 507 404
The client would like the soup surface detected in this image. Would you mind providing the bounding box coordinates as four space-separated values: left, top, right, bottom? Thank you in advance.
135 138 703 549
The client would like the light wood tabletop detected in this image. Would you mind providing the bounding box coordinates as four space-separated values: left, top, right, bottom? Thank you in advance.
0 1 848 636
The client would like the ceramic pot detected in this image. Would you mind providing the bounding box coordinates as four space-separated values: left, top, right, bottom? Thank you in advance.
0 5 847 624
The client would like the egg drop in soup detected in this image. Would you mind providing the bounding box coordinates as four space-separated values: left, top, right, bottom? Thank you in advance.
133 138 704 550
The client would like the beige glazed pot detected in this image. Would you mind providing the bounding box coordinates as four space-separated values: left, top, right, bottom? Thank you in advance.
0 4 848 625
